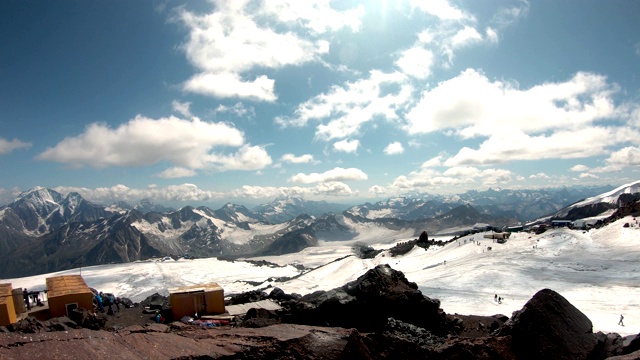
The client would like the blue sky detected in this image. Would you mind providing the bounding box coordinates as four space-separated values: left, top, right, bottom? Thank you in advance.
1 0 639 207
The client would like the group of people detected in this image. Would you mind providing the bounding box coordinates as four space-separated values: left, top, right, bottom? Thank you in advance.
494 294 503 304
22 288 43 310
94 291 120 315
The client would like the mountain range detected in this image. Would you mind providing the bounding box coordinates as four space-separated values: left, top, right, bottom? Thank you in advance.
1 182 636 278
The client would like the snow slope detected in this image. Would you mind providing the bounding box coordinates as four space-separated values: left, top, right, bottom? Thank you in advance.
5 216 639 336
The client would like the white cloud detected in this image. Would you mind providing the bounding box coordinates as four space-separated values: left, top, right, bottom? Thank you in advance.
409 0 470 21
333 139 360 153
389 165 513 193
589 146 640 173
155 167 197 179
289 167 367 184
184 73 277 102
383 141 404 155
444 126 640 166
171 100 192 117
214 102 255 118
403 69 632 166
395 46 435 79
206 145 273 171
277 71 411 141
54 183 226 204
280 153 315 164
451 26 483 48
529 172 549 179
36 115 275 173
406 69 618 137
421 155 445 168
492 0 530 28
485 27 498 43
579 173 599 179
0 137 31 155
570 164 590 172
260 1 364 34
238 181 355 198
177 0 362 101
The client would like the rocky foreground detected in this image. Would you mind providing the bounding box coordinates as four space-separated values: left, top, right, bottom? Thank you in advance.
1 264 640 359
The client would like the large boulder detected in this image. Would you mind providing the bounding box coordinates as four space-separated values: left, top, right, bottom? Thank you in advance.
501 288 599 360
288 264 446 334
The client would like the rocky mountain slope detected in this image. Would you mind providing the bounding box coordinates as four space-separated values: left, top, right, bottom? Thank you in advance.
0 183 632 278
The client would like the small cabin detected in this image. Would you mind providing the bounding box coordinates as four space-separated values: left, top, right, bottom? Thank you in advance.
0 283 17 326
483 232 511 240
46 275 95 317
551 220 572 227
169 283 225 319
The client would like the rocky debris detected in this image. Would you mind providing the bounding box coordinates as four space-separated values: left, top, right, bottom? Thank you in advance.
500 288 602 359
268 286 301 302
0 324 354 359
226 289 268 305
0 266 639 360
284 264 446 334
139 292 169 310
69 308 107 330
239 308 282 328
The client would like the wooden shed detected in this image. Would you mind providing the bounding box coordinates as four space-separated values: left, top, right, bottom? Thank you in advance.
169 283 225 319
0 283 17 326
46 275 94 318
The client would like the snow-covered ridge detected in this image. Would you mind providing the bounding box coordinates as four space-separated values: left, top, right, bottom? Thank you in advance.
571 180 640 207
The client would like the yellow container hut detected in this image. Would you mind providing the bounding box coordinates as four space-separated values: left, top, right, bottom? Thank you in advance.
169 283 225 319
0 283 17 326
46 275 95 317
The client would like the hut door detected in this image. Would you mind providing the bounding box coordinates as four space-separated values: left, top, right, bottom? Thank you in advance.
193 292 206 315
66 303 78 317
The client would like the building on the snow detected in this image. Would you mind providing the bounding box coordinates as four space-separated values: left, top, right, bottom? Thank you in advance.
169 283 225 319
551 220 573 227
46 275 95 317
0 283 17 326
483 232 511 241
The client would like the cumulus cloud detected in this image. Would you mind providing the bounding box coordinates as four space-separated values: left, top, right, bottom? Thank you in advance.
0 137 31 155
289 167 368 184
570 164 590 172
176 0 363 101
389 165 513 193
402 69 632 166
54 183 226 204
171 100 192 117
237 181 355 198
214 102 255 118
156 167 197 178
444 127 640 166
529 172 549 179
383 142 404 155
37 115 271 173
280 153 315 164
409 0 470 21
276 71 411 140
395 47 435 79
334 139 360 153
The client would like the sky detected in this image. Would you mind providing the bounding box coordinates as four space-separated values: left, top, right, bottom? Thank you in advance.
1 0 640 207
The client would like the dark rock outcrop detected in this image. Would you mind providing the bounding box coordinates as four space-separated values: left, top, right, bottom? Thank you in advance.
500 288 599 360
284 264 446 334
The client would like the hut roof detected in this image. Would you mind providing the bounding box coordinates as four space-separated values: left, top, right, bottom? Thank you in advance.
169 282 222 294
46 275 92 298
0 283 12 305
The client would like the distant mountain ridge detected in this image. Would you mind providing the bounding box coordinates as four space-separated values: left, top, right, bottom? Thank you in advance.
0 183 633 278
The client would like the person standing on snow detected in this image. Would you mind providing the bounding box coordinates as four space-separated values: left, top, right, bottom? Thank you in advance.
619 314 624 326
